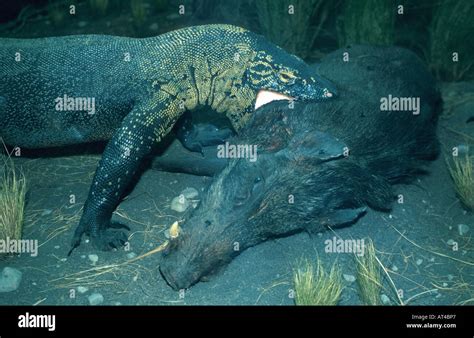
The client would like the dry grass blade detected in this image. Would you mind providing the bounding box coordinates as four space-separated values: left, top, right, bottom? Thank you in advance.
447 155 474 211
0 156 27 255
355 239 382 305
293 258 342 305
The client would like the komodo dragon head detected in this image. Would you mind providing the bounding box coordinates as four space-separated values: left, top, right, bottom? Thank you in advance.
244 33 337 110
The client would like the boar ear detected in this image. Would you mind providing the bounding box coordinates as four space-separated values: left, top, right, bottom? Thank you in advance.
276 130 348 163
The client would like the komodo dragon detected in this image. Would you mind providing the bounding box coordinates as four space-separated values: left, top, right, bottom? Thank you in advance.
0 24 336 252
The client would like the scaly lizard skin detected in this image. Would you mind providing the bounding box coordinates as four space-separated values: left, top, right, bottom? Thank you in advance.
0 24 336 252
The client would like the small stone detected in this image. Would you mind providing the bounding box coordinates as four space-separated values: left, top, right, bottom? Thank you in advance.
54 245 60 249
391 265 398 272
442 282 448 287
149 23 159 31
60 258 67 262
429 257 435 262
78 21 88 28
126 252 137 260
447 274 454 281
343 274 356 283
113 301 122 306
457 224 469 236
415 259 423 266
32 282 37 286
85 239 90 244
170 194 190 212
381 294 390 305
88 293 104 306
80 255 86 259
88 254 99 265
0 267 22 293
77 286 89 294
41 209 52 216
447 239 455 246
456 144 469 156
181 187 199 199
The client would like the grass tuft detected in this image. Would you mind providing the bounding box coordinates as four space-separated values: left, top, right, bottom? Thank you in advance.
131 0 146 26
0 157 27 254
338 0 395 47
88 0 109 14
293 258 342 305
256 0 330 59
447 155 474 211
429 0 474 81
355 239 382 305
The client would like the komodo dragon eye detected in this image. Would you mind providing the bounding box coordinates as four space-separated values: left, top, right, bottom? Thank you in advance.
278 71 296 84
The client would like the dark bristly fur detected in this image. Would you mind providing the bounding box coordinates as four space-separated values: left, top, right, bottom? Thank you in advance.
159 45 441 290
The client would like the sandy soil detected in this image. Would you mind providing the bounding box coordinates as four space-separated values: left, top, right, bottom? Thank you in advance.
0 82 472 306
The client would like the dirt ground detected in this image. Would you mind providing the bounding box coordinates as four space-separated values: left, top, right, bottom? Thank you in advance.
0 1 472 306
0 82 472 306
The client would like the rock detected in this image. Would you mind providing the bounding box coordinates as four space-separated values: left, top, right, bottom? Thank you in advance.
447 239 456 246
391 265 398 272
126 252 137 260
81 255 86 259
170 194 190 212
416 258 423 266
442 282 448 287
181 187 199 199
0 267 22 293
457 224 469 236
77 286 89 294
88 254 99 265
381 294 390 305
41 209 52 216
88 293 104 305
455 144 469 156
343 274 356 283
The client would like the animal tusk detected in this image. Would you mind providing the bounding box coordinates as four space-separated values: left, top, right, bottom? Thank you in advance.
169 221 181 239
255 89 293 110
